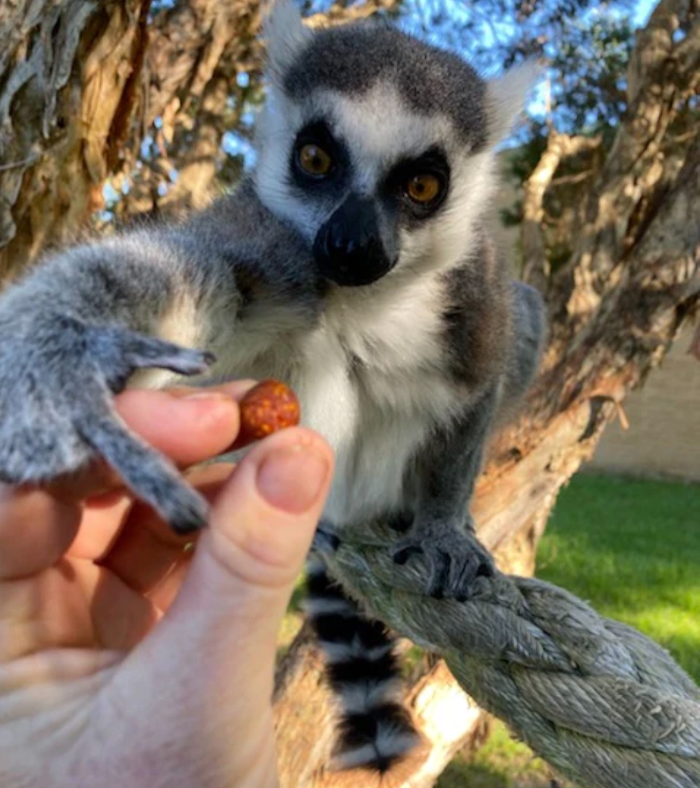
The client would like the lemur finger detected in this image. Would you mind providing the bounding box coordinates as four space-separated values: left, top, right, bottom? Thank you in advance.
79 413 209 533
467 535 496 579
119 331 215 376
427 551 451 599
392 539 455 597
450 553 489 602
85 326 214 381
476 555 495 578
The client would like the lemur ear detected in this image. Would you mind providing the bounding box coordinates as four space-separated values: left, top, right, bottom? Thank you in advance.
264 0 313 84
485 61 541 142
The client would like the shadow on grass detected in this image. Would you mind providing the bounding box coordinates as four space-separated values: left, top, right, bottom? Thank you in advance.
288 575 306 614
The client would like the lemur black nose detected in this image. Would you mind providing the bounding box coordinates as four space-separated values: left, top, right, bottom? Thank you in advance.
313 196 394 287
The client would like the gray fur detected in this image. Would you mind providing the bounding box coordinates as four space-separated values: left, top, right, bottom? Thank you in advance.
0 0 544 772
0 238 215 532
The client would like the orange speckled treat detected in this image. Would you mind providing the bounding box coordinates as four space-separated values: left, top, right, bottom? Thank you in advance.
238 379 301 442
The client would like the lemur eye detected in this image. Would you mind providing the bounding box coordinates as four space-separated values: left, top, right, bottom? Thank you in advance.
297 144 334 178
405 173 441 204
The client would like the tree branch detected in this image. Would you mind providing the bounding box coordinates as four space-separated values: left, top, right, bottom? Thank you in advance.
560 0 698 328
521 131 601 290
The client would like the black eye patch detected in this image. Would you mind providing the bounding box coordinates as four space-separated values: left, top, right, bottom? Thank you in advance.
290 119 350 189
382 147 451 220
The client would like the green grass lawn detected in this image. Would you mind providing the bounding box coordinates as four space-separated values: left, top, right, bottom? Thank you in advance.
437 472 700 787
538 474 700 683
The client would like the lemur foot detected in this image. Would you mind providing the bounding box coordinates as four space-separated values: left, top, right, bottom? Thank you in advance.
392 525 494 601
0 317 213 533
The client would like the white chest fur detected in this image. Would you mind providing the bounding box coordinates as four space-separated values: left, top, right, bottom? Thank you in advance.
294 275 462 527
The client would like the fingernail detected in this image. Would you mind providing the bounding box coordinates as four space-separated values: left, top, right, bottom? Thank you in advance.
257 443 329 514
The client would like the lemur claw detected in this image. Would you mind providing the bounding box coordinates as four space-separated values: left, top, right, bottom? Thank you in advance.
85 326 214 387
391 527 494 601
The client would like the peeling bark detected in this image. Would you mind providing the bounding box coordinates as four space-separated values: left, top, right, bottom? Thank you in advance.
0 0 151 275
559 0 699 332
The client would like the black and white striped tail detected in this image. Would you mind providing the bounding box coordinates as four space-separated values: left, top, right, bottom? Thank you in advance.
305 558 422 778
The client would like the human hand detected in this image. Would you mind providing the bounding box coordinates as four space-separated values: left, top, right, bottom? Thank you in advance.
0 383 333 788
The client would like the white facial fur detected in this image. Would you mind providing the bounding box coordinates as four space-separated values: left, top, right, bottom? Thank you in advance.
254 87 314 238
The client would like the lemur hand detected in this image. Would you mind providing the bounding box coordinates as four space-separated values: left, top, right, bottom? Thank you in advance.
392 519 495 601
0 314 212 532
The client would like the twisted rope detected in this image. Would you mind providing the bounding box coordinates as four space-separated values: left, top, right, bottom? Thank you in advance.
316 523 700 788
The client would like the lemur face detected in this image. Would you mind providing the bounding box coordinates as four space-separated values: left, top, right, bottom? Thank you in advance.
254 1 535 287
273 84 457 287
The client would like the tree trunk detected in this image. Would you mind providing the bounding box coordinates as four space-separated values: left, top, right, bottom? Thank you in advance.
520 130 601 290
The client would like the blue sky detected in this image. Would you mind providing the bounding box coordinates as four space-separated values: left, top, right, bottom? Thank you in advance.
634 0 657 24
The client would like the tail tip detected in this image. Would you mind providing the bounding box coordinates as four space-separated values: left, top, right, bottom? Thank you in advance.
331 709 427 783
328 731 429 788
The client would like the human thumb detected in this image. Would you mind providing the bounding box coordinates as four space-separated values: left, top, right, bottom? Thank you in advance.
111 427 333 778
181 423 332 647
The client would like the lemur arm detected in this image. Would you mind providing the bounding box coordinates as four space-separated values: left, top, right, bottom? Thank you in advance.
0 225 237 532
392 282 546 599
391 391 498 599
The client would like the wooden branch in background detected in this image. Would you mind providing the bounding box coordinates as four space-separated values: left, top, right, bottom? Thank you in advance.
521 131 601 291
560 0 698 331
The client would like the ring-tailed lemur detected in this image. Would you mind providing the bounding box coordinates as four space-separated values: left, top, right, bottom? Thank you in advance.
0 1 544 778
